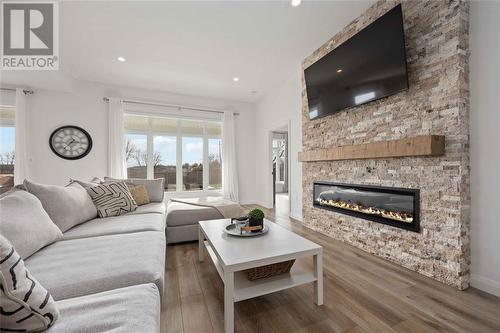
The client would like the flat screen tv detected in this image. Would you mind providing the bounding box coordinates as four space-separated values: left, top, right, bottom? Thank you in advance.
305 4 409 120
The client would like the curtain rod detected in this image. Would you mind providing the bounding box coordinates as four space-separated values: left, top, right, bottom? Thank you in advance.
102 97 239 116
0 87 34 95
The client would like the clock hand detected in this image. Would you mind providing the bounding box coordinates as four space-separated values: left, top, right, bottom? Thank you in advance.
64 139 76 150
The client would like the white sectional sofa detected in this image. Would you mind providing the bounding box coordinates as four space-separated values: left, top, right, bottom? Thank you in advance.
0 180 167 333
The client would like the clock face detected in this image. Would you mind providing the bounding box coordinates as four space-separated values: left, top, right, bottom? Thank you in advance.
49 126 92 160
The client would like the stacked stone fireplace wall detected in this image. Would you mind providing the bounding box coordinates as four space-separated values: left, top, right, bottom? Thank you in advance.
301 0 470 289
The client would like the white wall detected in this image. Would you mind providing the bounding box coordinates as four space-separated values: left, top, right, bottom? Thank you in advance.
255 70 303 220
0 90 16 107
470 1 500 296
24 80 256 204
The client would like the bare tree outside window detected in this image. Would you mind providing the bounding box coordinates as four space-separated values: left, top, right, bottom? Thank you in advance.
125 139 137 162
0 151 15 165
0 150 15 194
131 150 162 167
125 134 147 178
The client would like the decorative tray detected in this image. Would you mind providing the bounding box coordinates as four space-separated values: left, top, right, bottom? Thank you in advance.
224 222 269 237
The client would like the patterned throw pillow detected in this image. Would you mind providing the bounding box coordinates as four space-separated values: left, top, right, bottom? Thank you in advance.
128 185 150 206
0 235 59 332
87 182 138 218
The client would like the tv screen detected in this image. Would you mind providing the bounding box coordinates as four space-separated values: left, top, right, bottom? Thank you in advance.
305 4 408 120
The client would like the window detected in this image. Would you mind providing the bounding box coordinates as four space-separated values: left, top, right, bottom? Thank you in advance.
182 137 203 191
125 133 147 179
208 138 222 190
0 107 15 194
153 136 176 191
124 114 222 192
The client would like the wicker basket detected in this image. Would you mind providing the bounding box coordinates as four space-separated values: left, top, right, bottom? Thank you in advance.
244 260 295 281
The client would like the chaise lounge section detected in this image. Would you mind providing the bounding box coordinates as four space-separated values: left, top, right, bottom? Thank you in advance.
166 201 223 243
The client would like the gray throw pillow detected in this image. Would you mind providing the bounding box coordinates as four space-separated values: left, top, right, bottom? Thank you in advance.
87 182 138 217
104 177 164 202
24 180 97 232
0 236 59 332
0 190 62 259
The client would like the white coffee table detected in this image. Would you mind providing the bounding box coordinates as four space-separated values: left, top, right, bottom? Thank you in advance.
198 218 323 333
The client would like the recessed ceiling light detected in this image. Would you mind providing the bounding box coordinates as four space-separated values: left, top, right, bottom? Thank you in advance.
337 69 343 73
117 56 126 62
233 77 239 82
291 0 302 7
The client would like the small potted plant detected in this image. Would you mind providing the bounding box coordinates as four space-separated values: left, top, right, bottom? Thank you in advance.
247 208 265 232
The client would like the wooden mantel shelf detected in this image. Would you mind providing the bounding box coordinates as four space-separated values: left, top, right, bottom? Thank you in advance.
298 135 445 162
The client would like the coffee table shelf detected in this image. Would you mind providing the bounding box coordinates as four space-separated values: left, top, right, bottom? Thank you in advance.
204 241 317 302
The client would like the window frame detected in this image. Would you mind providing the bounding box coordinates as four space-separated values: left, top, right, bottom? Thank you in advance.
124 115 222 193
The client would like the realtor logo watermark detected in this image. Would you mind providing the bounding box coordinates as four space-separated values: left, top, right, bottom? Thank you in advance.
1 1 59 70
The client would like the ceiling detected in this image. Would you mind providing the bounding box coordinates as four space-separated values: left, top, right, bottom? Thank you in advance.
2 1 374 103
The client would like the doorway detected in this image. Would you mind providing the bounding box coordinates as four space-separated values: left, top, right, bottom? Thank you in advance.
272 128 289 216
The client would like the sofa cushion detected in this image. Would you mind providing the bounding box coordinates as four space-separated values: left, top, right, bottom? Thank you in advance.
46 284 160 333
104 177 164 202
166 201 223 227
24 180 97 232
0 236 59 332
25 231 165 300
0 190 62 259
87 182 138 218
127 202 166 215
62 213 165 240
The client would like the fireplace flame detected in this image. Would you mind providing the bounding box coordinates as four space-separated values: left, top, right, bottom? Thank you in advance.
316 198 413 223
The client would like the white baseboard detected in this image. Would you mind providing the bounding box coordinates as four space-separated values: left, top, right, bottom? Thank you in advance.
289 212 303 222
471 274 500 297
238 200 256 205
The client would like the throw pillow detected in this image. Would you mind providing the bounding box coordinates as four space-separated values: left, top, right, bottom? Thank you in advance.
0 236 59 332
128 185 150 206
23 180 98 232
104 177 165 202
87 182 138 217
0 190 62 259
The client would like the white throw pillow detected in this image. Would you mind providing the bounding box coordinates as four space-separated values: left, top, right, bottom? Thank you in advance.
87 182 138 217
0 190 62 259
0 235 59 332
23 180 97 232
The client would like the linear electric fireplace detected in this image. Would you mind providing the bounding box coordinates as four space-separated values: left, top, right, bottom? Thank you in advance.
313 182 420 232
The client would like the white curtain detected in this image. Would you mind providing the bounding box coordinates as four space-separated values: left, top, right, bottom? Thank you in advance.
222 111 239 202
14 89 28 184
108 97 126 178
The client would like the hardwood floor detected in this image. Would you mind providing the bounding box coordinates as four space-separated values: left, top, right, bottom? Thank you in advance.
161 204 500 333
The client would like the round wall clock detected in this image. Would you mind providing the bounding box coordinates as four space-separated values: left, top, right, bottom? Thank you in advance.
49 126 93 160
